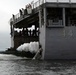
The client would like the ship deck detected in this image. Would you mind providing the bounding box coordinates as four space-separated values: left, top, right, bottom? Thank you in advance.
10 0 76 28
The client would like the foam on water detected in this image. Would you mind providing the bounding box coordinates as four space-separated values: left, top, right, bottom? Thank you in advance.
0 54 28 60
0 54 76 75
17 42 39 53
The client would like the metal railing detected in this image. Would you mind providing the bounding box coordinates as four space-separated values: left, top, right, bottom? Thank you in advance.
10 0 76 25
46 0 76 3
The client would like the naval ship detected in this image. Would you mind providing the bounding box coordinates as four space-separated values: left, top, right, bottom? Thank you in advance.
9 0 76 59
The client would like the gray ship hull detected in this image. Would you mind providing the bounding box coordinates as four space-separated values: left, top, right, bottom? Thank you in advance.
43 26 76 59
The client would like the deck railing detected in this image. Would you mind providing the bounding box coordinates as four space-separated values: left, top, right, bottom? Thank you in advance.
46 0 76 3
9 0 46 25
10 0 76 25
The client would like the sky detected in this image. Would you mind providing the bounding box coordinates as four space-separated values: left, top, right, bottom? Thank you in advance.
0 0 33 50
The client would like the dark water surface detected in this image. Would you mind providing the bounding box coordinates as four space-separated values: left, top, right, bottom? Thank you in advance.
0 54 76 75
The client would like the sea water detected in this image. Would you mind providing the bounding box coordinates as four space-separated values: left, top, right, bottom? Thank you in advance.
0 54 76 75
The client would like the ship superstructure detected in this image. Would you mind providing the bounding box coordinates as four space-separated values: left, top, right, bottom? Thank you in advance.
10 0 76 59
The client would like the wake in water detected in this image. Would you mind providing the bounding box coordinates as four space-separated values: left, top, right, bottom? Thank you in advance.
0 54 76 75
0 54 28 60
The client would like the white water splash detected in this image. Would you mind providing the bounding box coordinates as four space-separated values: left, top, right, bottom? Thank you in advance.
17 42 39 53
